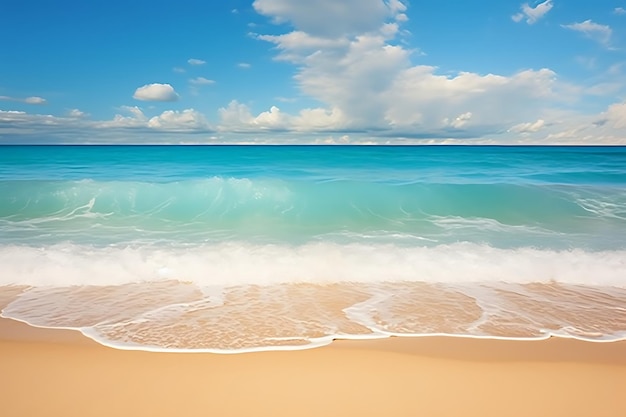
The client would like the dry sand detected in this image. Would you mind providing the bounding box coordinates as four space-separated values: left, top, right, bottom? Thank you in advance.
1 317 625 417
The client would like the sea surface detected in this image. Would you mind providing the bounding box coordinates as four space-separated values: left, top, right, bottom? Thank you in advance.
1 145 625 352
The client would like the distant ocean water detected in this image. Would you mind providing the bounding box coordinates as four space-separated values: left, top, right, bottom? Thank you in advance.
1 145 625 352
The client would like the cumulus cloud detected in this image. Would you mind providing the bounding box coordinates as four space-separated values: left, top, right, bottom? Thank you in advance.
0 95 47 104
260 26 562 133
3 0 621 145
187 58 206 65
218 100 255 127
245 0 576 139
147 109 210 131
67 109 87 118
614 7 626 15
96 106 147 128
292 107 347 131
217 100 347 132
253 106 292 129
133 83 179 101
512 0 553 24
189 77 215 85
94 106 211 132
253 0 406 37
384 67 561 132
218 101 290 131
562 20 612 47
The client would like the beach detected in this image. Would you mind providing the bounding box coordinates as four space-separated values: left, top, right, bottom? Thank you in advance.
2 146 625 416
1 316 625 417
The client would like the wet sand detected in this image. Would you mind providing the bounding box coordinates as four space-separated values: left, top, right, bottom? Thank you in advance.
1 317 625 417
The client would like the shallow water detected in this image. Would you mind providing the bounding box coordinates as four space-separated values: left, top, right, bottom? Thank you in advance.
1 145 625 352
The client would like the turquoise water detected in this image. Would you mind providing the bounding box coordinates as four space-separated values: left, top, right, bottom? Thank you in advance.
2 145 625 248
1 145 625 352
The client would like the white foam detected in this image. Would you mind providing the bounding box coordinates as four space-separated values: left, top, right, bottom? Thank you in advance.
7 316 623 355
1 241 625 288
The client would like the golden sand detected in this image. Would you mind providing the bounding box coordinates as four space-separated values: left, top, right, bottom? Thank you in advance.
1 317 625 417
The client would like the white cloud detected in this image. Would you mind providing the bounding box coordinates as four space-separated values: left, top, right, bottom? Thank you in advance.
603 101 626 129
265 29 562 132
2 98 626 144
0 110 55 124
512 0 553 25
252 0 574 138
133 83 179 101
562 20 612 47
189 77 215 85
96 106 147 128
387 0 407 15
67 109 87 118
384 67 561 131
395 13 408 23
257 31 349 62
253 105 290 129
509 119 545 133
147 109 210 131
253 0 406 37
0 95 47 105
237 62 251 69
24 96 47 104
445 112 473 129
217 100 347 132
614 7 626 15
292 107 347 131
0 107 216 144
218 101 288 131
2 0 623 145
537 100 626 144
94 106 211 132
187 58 206 66
218 101 253 127
173 67 186 73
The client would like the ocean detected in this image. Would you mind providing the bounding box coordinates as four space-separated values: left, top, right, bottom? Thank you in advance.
1 145 625 352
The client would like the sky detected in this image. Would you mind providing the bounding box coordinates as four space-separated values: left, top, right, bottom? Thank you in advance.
1 0 625 144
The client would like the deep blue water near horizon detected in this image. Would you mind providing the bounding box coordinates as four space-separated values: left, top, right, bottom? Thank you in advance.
1 144 625 352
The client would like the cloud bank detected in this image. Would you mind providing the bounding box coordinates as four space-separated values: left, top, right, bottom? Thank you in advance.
1 0 625 145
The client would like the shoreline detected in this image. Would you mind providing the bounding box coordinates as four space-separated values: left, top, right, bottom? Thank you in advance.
2 316 625 417
3 312 626 358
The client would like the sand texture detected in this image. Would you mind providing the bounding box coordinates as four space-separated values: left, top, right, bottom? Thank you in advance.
1 317 625 417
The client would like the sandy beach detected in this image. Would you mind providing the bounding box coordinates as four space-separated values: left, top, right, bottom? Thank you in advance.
1 316 625 417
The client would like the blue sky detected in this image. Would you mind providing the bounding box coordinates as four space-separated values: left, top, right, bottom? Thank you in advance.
1 0 625 144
